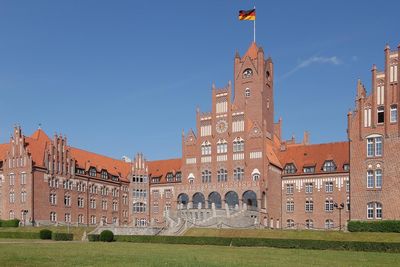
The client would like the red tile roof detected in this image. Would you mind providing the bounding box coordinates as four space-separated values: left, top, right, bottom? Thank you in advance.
279 141 349 176
24 129 51 167
0 143 9 161
148 158 182 183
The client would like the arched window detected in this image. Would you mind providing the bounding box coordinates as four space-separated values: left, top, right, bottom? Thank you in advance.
305 219 313 229
242 68 253 78
192 192 205 209
217 169 227 182
188 173 195 184
233 137 244 152
177 193 189 208
201 170 211 183
325 200 334 212
286 219 295 229
252 169 260 181
325 219 334 229
89 168 97 177
245 88 251 97
305 200 313 212
50 211 57 222
201 141 211 155
217 139 228 154
233 167 244 181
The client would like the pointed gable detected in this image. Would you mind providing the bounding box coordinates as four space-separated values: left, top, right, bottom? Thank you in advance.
243 42 259 60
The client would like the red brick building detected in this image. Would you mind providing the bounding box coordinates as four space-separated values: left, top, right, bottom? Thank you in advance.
0 42 398 229
348 44 399 221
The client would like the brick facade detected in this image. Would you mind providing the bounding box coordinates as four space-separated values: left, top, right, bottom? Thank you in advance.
0 42 398 229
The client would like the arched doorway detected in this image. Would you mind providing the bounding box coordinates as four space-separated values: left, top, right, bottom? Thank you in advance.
208 192 222 209
243 190 257 210
225 191 239 209
192 192 205 209
177 193 189 209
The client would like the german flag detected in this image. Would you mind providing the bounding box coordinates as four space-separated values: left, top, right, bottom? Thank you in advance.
238 9 256 21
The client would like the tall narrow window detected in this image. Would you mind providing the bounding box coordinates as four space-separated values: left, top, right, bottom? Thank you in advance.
375 169 382 188
377 106 384 124
367 170 374 188
390 105 398 123
375 137 382 156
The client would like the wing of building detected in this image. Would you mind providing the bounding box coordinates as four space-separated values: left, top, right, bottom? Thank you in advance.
0 42 398 229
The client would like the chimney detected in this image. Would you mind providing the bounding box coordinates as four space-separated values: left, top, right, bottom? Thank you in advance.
303 131 310 145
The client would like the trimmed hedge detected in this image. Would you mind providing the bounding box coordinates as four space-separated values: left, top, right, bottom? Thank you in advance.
88 234 100 242
0 231 39 239
51 232 73 241
348 221 400 233
108 235 400 253
0 219 20 227
100 230 114 242
39 229 52 240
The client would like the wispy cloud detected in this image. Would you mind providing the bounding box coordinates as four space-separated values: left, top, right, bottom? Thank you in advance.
279 56 342 80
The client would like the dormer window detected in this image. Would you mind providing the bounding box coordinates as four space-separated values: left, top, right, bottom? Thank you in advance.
283 163 296 174
76 168 85 175
151 177 160 184
343 164 350 172
176 172 182 182
166 173 174 183
89 168 97 177
111 175 119 182
323 161 336 172
101 170 108 180
303 166 315 173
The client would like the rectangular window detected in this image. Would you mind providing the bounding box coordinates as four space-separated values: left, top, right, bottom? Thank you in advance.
367 138 374 157
375 137 382 156
367 170 374 188
390 105 398 123
305 183 313 194
375 169 382 188
286 184 294 194
377 107 384 124
325 182 333 193
367 203 374 219
346 180 350 192
286 201 294 212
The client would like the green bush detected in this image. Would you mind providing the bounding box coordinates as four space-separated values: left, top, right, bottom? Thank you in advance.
88 234 100 242
100 230 114 242
39 229 52 240
113 235 400 253
0 231 39 239
51 232 73 241
0 219 20 227
348 221 400 233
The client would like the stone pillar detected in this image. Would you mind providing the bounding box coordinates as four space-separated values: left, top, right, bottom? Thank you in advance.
243 203 248 211
198 202 202 209
225 203 230 218
212 203 216 217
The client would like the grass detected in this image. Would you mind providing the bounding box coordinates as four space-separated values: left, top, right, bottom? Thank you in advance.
184 228 400 243
0 226 94 241
0 241 399 267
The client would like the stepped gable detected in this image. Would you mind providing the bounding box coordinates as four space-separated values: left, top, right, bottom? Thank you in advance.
147 158 182 183
279 141 349 175
25 129 51 167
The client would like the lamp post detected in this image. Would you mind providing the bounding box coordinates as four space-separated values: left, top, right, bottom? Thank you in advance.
334 202 345 231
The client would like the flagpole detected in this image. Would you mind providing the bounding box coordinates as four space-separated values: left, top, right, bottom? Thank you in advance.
253 5 256 43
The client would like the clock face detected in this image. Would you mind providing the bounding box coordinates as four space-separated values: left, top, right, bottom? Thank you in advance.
243 68 253 78
216 120 228 134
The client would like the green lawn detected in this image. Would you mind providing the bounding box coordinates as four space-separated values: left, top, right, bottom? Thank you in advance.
0 226 94 241
0 241 398 267
184 228 400 243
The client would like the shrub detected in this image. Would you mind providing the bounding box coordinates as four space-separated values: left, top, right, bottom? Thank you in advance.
39 229 52 240
0 232 39 239
100 230 114 242
348 221 400 233
52 232 73 241
0 219 20 227
88 234 100 242
113 235 400 253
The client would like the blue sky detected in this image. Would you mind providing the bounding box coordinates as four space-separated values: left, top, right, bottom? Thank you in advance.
0 0 399 161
